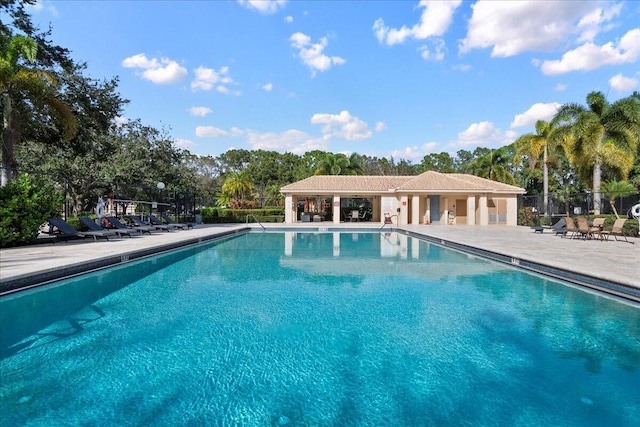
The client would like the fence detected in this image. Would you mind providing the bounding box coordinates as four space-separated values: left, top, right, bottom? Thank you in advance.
520 191 640 225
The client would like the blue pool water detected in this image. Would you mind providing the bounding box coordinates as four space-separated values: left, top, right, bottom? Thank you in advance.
1 231 639 426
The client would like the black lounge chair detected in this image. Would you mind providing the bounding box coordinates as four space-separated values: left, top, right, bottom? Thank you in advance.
551 218 567 236
159 213 195 229
105 216 155 234
129 215 171 232
149 214 182 230
47 218 113 242
79 217 135 238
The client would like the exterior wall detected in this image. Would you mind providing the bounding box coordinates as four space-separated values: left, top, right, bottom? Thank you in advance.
477 194 488 225
506 196 518 226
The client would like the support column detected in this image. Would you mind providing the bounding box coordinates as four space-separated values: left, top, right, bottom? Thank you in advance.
333 195 341 224
467 196 476 225
399 195 408 225
506 196 518 226
411 195 420 225
478 194 488 225
285 195 294 223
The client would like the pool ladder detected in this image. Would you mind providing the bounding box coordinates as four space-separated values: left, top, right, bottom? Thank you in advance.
245 214 266 230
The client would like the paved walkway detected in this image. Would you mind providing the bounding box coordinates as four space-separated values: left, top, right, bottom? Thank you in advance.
1 224 638 297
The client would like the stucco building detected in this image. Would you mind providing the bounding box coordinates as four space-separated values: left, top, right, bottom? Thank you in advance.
280 171 526 226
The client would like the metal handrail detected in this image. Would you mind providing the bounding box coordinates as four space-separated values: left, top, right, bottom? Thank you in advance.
246 214 266 230
379 214 398 230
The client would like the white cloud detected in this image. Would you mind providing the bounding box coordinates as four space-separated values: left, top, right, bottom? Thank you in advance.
609 72 638 92
25 1 58 16
418 38 446 61
262 83 273 91
191 66 235 92
554 83 567 92
389 142 438 163
237 0 287 14
290 32 346 76
452 64 471 72
285 15 293 23
310 110 372 140
113 116 128 127
510 102 562 128
195 126 228 138
245 129 327 154
541 29 640 75
174 138 196 150
373 0 461 46
450 121 517 148
122 53 187 84
374 121 387 132
459 1 610 57
189 107 212 117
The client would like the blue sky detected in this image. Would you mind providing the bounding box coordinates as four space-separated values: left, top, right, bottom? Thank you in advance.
28 0 640 162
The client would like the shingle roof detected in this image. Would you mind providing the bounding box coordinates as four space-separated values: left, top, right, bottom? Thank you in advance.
281 171 526 194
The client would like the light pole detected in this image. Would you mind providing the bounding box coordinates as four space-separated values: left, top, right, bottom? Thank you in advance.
155 182 165 214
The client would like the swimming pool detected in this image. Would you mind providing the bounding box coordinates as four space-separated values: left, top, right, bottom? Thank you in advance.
1 231 639 426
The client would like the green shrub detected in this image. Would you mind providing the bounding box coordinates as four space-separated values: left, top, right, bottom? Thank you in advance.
0 174 63 247
200 207 285 223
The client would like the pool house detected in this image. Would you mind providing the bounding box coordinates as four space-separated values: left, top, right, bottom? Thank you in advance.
280 171 526 226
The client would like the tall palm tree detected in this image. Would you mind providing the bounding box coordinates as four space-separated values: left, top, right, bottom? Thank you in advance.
555 91 640 214
513 119 562 216
1 33 76 185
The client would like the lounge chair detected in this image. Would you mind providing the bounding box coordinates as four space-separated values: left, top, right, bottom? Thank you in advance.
79 217 135 239
47 218 113 242
159 213 195 229
149 214 182 230
129 215 171 232
575 216 594 240
105 216 155 234
564 217 578 239
601 218 628 242
589 217 606 240
551 218 567 236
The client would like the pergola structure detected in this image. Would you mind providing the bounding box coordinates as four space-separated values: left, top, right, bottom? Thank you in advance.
280 171 526 226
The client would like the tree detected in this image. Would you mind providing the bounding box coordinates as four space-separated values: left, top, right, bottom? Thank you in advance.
513 119 563 216
555 91 640 214
315 153 350 175
221 171 254 207
600 180 637 219
419 152 456 173
1 32 77 185
468 147 516 184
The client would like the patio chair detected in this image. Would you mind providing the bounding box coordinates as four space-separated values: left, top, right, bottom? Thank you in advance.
159 213 195 229
47 218 113 242
601 218 628 242
149 214 182 230
564 217 578 239
551 218 567 236
350 210 359 222
589 217 606 240
129 215 171 232
79 217 134 239
105 216 155 234
575 216 594 240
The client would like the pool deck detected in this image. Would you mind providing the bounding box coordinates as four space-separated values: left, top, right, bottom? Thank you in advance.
0 223 638 299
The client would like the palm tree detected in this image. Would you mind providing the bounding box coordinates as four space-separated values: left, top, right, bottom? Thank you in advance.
555 91 640 214
315 153 350 175
513 119 562 216
469 148 516 184
600 180 637 219
1 34 76 185
221 171 254 202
